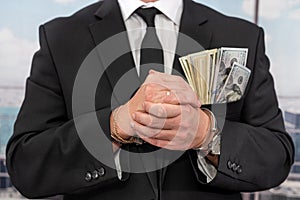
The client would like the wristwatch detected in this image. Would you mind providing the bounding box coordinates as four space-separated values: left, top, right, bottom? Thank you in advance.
194 108 220 157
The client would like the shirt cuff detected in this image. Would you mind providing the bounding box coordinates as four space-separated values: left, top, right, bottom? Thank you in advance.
196 151 218 183
114 148 123 180
115 147 218 182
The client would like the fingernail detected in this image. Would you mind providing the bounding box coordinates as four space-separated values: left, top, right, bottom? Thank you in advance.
132 113 136 120
142 102 145 108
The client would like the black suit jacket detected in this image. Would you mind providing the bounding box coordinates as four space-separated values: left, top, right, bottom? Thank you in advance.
6 0 294 199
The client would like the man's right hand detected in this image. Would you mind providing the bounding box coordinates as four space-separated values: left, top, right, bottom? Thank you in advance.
113 83 170 140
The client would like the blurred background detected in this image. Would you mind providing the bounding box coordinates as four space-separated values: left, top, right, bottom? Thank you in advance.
0 0 299 199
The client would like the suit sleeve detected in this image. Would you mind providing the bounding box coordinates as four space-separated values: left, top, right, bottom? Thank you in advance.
5 25 122 198
189 28 295 192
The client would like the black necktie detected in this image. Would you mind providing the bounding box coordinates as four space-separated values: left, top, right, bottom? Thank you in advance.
135 7 164 82
136 8 165 198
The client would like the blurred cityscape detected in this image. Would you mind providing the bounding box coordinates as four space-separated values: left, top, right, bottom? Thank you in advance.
0 86 299 199
0 86 24 199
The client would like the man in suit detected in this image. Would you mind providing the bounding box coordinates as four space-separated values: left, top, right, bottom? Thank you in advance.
6 0 295 199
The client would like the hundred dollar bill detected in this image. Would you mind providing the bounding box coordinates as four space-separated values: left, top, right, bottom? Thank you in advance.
181 49 218 104
217 62 251 103
179 47 249 105
179 56 193 88
207 49 218 104
189 51 209 104
212 47 248 102
193 49 218 104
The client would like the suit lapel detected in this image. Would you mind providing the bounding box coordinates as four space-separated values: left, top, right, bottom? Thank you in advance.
89 0 140 104
172 0 212 75
89 0 158 196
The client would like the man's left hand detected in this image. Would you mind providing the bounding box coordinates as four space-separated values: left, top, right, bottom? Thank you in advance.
131 71 210 151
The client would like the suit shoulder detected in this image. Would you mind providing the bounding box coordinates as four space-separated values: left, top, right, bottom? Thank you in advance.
193 1 260 33
42 1 102 31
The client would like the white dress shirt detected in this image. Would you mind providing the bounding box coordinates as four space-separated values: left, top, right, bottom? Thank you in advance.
118 0 182 75
115 0 217 183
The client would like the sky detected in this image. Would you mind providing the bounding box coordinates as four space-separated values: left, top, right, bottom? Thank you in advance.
0 0 299 96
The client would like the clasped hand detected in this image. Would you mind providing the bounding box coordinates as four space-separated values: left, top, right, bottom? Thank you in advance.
114 70 210 151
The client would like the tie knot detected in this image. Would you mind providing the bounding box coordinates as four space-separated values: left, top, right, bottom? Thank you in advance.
135 7 160 27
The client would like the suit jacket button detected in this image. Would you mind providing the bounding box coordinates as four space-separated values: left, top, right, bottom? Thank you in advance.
85 172 92 182
92 170 99 179
233 163 239 171
227 160 232 169
237 166 242 174
231 163 237 171
98 167 105 177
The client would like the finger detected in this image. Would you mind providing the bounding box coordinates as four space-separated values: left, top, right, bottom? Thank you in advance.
144 73 201 107
145 90 173 103
132 119 179 141
133 111 166 129
158 75 201 107
142 83 171 103
166 90 201 108
131 120 162 138
140 137 188 151
143 102 181 118
133 111 181 129
150 129 176 141
161 90 180 105
147 88 200 108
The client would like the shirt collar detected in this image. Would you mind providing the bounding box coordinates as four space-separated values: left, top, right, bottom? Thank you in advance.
117 0 183 25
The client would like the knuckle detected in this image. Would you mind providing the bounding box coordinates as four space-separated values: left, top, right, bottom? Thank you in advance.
147 73 154 79
145 93 152 101
166 95 176 104
134 113 141 121
144 84 154 94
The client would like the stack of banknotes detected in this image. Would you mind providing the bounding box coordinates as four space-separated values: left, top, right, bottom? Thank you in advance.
179 47 251 105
